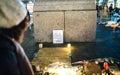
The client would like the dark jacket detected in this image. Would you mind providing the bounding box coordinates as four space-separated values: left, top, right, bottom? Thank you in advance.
109 5 113 13
0 29 34 75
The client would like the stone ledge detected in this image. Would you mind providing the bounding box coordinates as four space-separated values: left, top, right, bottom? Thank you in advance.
34 0 96 11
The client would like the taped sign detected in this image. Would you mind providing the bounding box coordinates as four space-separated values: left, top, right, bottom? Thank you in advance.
53 30 63 44
27 3 34 12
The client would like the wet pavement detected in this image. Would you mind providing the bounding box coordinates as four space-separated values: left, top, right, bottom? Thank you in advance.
22 24 120 63
71 24 120 62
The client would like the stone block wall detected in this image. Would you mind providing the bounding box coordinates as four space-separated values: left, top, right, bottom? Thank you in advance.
33 12 64 42
65 11 97 42
33 0 97 43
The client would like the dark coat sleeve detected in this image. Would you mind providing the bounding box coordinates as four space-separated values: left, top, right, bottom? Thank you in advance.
0 49 21 75
0 31 21 75
14 41 34 75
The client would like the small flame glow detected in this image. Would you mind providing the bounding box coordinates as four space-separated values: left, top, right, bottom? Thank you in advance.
67 43 71 48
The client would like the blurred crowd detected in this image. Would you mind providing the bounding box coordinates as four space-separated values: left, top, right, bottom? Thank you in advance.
96 3 120 25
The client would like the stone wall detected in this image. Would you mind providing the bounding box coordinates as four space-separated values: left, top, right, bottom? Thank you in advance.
33 0 97 43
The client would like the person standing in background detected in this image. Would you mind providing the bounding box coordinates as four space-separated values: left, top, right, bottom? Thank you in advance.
96 3 99 17
109 4 114 20
98 5 103 24
101 4 109 24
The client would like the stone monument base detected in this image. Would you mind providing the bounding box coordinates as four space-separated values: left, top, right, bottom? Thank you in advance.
32 47 71 70
33 0 97 43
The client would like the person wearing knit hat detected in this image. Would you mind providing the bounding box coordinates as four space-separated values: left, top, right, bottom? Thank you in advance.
0 0 34 75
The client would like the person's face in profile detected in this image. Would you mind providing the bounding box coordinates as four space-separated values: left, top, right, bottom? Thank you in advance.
24 15 30 31
17 14 30 43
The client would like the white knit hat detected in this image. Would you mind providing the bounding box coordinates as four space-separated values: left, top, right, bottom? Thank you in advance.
0 0 27 28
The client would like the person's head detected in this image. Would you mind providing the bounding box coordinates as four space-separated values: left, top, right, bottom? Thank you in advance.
104 4 107 7
110 4 113 6
0 0 30 43
10 11 30 43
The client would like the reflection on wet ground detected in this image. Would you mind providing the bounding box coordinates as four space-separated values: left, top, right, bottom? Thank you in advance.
71 24 120 62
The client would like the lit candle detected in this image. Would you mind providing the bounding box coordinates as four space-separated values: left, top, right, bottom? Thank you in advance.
39 43 43 48
67 43 71 48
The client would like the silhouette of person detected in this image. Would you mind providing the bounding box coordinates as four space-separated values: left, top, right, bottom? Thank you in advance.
0 0 34 75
